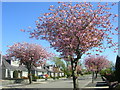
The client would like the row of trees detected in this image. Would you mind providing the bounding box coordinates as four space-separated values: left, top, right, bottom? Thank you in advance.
6 2 118 89
53 55 112 77
5 42 112 84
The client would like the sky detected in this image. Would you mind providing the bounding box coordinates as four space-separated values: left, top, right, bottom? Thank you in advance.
1 0 120 2
2 2 119 64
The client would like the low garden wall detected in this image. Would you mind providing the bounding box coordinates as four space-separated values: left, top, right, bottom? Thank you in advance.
2 79 29 85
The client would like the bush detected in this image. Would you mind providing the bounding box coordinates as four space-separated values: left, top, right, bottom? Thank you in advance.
115 84 120 89
53 77 56 79
39 77 44 79
56 76 60 79
32 75 39 80
100 68 113 75
83 71 91 75
100 68 117 82
104 74 117 82
35 76 39 79
47 77 51 79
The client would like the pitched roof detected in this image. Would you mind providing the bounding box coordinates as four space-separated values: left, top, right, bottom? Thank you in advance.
36 68 47 72
2 58 15 70
2 58 27 71
17 65 28 71
32 66 47 72
2 57 55 72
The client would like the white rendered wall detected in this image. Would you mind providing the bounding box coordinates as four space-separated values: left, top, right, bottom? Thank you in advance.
51 73 54 77
5 69 8 78
11 60 20 67
10 71 13 78
55 73 57 77
37 66 42 69
22 71 28 77
37 72 42 75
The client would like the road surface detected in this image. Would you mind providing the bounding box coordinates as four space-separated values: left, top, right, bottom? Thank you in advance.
2 74 92 89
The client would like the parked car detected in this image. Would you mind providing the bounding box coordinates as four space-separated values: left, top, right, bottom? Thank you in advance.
38 75 46 78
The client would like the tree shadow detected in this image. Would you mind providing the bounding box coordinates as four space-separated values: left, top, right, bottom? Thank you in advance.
96 81 108 87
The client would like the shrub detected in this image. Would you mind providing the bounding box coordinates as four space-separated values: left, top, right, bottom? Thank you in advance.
115 84 120 89
39 77 44 79
32 75 39 80
53 77 56 79
47 77 51 79
32 75 39 81
83 71 91 75
104 74 117 82
100 68 117 82
100 68 114 76
56 76 60 79
35 76 39 79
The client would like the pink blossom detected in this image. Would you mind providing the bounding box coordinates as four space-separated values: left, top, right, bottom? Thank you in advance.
85 55 110 72
6 42 52 67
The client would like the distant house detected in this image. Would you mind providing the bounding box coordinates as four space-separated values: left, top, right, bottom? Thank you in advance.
45 65 65 77
31 65 47 77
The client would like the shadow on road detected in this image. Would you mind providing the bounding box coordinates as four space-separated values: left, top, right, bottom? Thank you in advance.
96 82 108 87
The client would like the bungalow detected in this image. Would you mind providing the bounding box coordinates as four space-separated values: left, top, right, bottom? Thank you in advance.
1 54 65 80
2 57 28 79
45 65 65 78
31 66 47 77
1 57 48 79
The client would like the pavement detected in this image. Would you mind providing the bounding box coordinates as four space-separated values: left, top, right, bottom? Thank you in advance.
84 75 109 90
1 74 110 90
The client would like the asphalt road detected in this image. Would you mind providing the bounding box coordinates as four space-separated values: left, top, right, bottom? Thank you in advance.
2 74 92 89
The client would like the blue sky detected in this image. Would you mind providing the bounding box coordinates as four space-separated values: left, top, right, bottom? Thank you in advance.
1 0 120 2
2 2 118 64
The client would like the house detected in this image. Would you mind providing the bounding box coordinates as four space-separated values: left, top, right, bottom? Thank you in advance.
1 56 48 79
2 57 28 79
31 65 47 77
1 54 65 79
45 65 65 78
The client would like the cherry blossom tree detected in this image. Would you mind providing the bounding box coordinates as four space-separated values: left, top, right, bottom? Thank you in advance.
23 2 118 89
6 42 51 84
85 55 110 78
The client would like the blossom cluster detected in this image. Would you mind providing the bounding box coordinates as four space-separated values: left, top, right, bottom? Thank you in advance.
7 42 52 67
85 55 110 71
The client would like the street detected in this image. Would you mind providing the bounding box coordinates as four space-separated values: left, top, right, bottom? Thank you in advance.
2 74 92 89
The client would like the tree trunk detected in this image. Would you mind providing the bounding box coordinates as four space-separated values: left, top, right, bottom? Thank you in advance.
92 71 94 83
28 69 32 84
95 71 98 79
71 61 79 89
53 72 55 80
72 70 79 89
